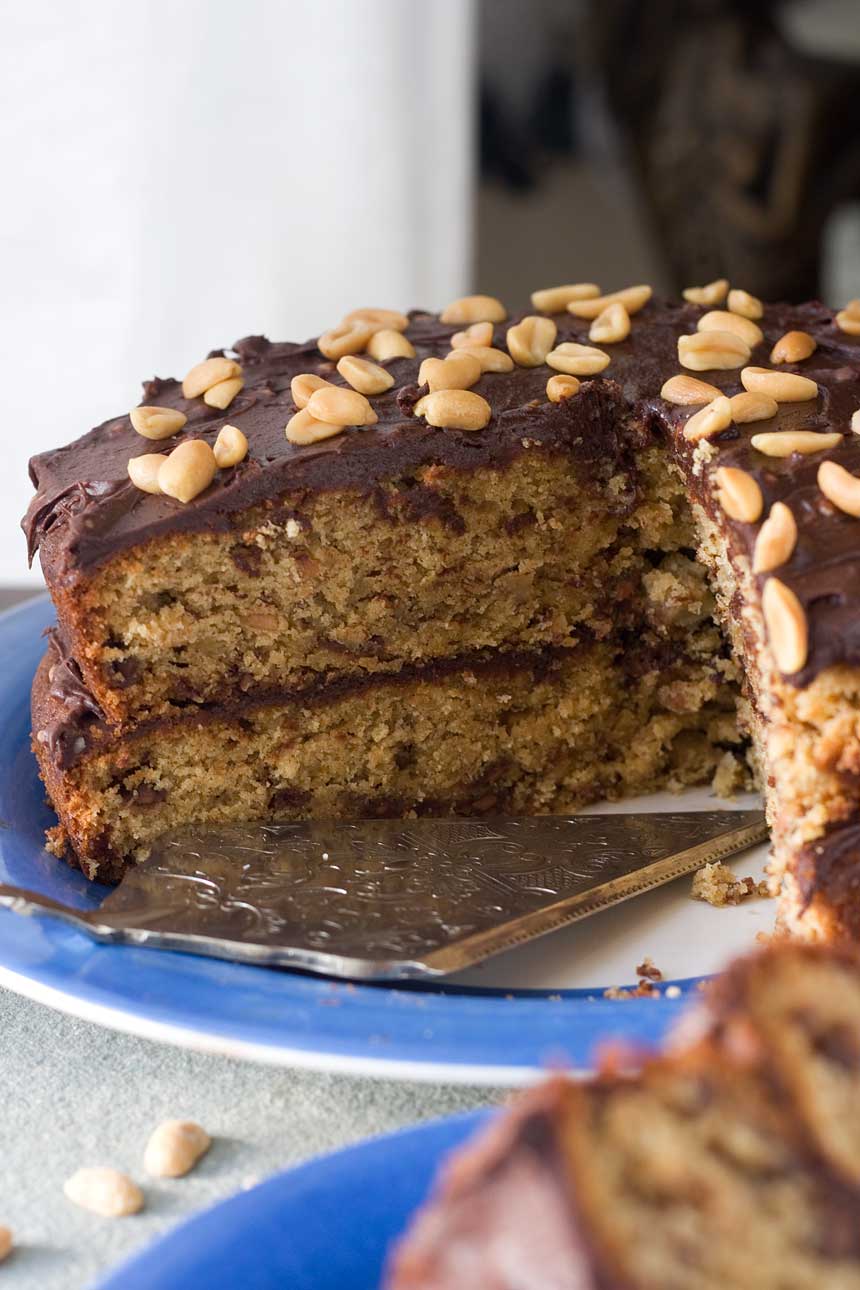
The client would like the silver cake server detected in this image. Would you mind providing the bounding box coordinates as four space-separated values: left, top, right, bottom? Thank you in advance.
0 810 767 980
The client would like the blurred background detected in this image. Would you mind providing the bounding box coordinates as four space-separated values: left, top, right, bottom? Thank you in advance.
4 0 860 586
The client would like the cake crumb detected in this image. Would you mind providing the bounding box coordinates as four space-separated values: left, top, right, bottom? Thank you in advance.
635 957 663 982
692 861 770 906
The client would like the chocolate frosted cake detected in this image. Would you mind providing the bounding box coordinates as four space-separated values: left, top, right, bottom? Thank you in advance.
23 282 860 941
386 941 860 1290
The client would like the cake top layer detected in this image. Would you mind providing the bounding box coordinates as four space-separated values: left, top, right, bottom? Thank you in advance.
23 287 860 686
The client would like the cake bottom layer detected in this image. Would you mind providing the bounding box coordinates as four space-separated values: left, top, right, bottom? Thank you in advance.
33 633 748 882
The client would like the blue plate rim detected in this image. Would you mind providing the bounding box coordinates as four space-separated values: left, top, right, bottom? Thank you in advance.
0 594 698 1084
91 1109 491 1290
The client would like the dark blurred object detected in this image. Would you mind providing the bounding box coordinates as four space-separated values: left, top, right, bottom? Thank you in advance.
587 0 860 301
479 0 581 190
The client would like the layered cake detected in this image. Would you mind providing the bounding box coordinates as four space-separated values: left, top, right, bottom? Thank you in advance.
386 941 860 1289
23 283 860 941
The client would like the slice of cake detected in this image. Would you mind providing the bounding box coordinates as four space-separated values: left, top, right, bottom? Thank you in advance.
385 942 860 1290
23 283 860 945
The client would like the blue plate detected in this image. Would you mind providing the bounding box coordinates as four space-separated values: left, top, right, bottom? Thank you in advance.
95 1110 488 1290
0 595 694 1083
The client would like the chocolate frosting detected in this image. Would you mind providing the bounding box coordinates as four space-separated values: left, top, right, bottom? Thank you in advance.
23 299 860 692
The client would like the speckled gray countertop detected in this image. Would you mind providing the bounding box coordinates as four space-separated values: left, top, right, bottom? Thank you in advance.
0 986 495 1288
0 591 496 1288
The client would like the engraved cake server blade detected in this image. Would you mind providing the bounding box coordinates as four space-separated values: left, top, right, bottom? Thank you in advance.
0 810 767 980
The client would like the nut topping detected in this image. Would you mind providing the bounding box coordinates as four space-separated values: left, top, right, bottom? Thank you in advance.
660 375 723 405
414 388 491 431
129 406 188 440
64 1167 144 1218
678 330 750 371
342 307 409 332
451 321 494 349
182 356 241 399
753 502 797 574
307 386 377 426
530 283 600 314
853 409 860 434
588 301 631 345
836 301 860 336
127 453 168 495
291 373 335 409
740 367 818 402
750 430 842 457
317 321 374 361
546 342 610 376
0 1227 11 1264
683 395 732 442
567 284 652 319
770 330 817 364
337 354 395 396
697 310 763 349
682 278 729 306
546 374 581 402
439 294 507 325
818 460 860 516
144 1120 211 1179
419 353 481 392
158 440 218 503
203 376 244 410
213 424 248 467
715 466 763 523
285 408 344 446
729 391 778 424
366 329 416 361
454 345 514 373
727 288 763 320
506 315 558 366
762 578 808 673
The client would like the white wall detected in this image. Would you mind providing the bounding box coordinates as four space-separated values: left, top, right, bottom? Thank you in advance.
1 0 476 585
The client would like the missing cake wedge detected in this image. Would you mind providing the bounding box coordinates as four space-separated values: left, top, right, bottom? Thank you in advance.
386 941 860 1290
23 285 860 944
